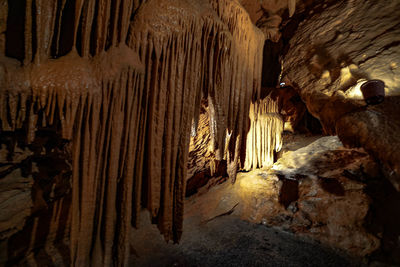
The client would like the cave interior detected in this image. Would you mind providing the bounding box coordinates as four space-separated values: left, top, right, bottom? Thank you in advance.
0 0 400 266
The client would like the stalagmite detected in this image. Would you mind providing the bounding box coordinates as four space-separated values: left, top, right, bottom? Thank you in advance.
0 0 265 265
244 96 284 170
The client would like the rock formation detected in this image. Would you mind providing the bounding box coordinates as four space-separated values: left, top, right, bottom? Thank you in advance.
244 96 283 170
185 136 386 258
0 0 266 265
282 0 400 191
1 0 400 265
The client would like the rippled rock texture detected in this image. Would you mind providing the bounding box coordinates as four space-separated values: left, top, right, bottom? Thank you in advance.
282 0 400 191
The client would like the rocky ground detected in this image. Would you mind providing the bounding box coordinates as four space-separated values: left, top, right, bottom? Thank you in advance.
130 214 362 267
130 134 397 266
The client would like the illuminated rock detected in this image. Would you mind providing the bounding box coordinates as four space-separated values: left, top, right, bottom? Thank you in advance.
244 96 284 170
186 136 382 257
282 0 400 192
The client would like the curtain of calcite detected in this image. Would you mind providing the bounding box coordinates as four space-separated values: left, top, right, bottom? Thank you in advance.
1 0 265 265
208 0 265 182
128 0 265 242
128 0 203 242
1 0 145 266
244 96 283 170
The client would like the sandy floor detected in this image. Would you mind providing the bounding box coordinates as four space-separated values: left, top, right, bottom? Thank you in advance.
130 214 362 267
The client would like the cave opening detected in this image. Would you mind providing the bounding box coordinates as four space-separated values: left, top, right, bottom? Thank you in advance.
1 0 400 266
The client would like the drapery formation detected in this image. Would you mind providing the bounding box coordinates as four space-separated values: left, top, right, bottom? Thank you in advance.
0 0 264 265
244 96 283 170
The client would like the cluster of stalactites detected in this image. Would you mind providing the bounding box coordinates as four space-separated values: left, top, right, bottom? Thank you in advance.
244 96 283 171
1 1 146 266
128 0 265 242
0 0 265 266
2 0 145 64
206 0 265 181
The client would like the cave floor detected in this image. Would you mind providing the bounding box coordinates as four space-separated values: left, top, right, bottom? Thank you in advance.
130 134 370 267
130 213 361 267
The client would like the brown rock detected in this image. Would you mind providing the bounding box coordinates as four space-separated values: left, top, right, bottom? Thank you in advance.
185 136 382 257
282 0 400 190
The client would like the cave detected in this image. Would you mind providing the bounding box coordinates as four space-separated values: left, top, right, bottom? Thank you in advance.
0 0 400 266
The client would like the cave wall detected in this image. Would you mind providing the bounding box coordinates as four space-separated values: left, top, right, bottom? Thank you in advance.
283 0 400 96
0 0 266 265
282 0 400 191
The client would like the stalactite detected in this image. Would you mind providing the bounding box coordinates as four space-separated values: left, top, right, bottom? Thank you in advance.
244 96 284 171
288 0 296 17
128 0 265 240
206 0 265 182
34 0 58 63
0 0 265 265
79 0 96 57
128 0 206 242
1 9 145 267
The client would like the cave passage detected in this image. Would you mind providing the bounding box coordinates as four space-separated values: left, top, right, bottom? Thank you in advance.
1 0 400 266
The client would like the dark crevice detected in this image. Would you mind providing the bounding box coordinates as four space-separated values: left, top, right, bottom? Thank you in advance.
76 8 84 57
369 22 400 44
50 0 65 58
56 0 76 57
31 0 37 62
261 40 283 88
277 174 299 209
89 0 100 56
5 0 26 62
318 176 345 196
